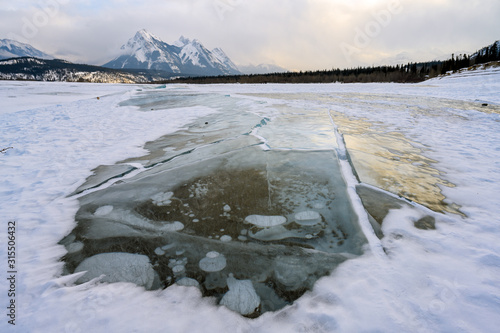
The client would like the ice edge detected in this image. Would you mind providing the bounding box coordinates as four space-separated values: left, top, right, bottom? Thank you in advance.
328 110 386 258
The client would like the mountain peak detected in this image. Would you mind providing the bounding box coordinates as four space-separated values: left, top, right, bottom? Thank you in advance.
179 35 190 44
134 29 161 43
0 39 52 60
104 30 241 76
173 36 192 48
211 47 240 73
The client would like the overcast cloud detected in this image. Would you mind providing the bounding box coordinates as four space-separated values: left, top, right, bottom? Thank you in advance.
1 0 499 70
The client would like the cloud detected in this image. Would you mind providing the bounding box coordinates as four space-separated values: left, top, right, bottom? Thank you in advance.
0 0 499 70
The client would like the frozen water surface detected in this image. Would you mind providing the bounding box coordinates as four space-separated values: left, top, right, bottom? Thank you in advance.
2 74 499 331
61 84 473 317
242 91 485 214
62 88 375 316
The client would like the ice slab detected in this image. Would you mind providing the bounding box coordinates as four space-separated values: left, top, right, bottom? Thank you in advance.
66 147 365 316
253 104 340 150
94 205 113 216
151 192 174 206
74 252 158 290
62 89 379 317
220 275 260 315
294 211 322 225
199 251 227 272
245 92 464 214
75 148 366 253
244 215 287 227
65 241 84 254
73 164 136 194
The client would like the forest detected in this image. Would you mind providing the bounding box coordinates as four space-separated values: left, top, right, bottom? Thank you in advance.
165 41 500 84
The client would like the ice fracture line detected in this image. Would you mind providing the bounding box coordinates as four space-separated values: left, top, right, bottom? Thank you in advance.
328 110 386 258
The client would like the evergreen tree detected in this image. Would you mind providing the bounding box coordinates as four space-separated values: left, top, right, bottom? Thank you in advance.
491 42 498 61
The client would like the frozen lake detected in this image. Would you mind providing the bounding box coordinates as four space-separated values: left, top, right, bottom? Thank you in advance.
1 70 500 331
65 89 375 316
63 84 486 316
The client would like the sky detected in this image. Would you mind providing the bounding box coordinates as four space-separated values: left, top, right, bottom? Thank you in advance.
0 0 499 71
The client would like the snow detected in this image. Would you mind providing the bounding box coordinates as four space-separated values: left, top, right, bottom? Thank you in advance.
118 29 169 66
107 30 238 75
173 36 190 48
0 38 52 60
179 43 206 67
1 70 500 332
0 58 46 66
212 47 240 73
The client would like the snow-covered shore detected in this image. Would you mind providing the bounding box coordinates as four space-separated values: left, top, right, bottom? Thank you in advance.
1 68 499 332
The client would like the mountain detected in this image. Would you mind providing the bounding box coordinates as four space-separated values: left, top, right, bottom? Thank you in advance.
0 57 179 83
471 40 500 62
378 49 450 66
0 39 52 60
210 47 240 74
238 63 288 75
103 30 241 76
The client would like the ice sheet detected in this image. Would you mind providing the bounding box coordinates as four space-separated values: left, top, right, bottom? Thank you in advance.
1 70 500 331
65 90 370 315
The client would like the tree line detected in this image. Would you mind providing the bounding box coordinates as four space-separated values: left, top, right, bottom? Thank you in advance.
161 41 500 85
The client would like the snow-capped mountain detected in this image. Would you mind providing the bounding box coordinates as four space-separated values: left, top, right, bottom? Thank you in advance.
378 50 449 66
0 39 52 60
103 30 241 76
238 63 289 75
210 47 240 74
0 57 177 83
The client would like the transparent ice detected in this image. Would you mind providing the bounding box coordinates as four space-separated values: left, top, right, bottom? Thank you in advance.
61 87 438 316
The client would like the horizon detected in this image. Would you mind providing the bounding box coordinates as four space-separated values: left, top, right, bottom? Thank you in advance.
1 1 499 71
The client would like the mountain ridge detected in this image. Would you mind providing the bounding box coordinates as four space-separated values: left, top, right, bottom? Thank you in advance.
238 63 289 75
0 57 179 83
0 39 53 60
103 29 241 76
471 40 500 60
1 38 498 83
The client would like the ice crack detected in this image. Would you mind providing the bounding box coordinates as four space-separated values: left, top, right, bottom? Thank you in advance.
328 110 386 258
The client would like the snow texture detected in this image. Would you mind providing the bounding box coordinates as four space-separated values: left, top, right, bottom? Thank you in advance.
0 38 52 60
1 68 500 332
103 29 241 75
